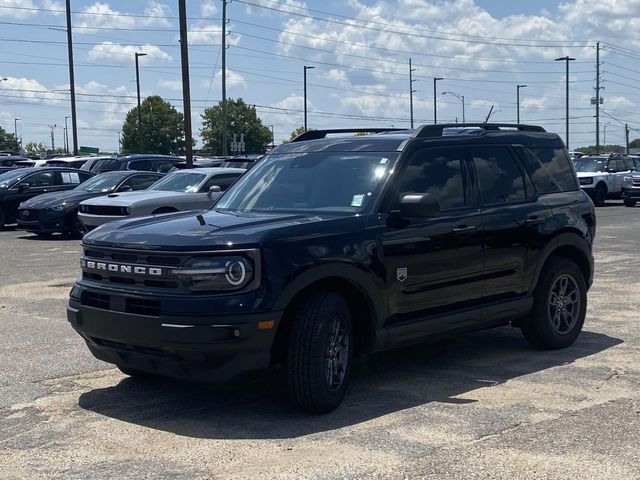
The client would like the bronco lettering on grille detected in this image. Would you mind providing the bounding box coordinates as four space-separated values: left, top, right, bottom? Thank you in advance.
81 259 163 276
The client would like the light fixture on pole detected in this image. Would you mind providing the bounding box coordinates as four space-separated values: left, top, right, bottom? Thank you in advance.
433 77 444 124
555 56 575 150
516 84 527 125
134 52 147 153
0 77 7 82
304 65 315 130
442 91 465 124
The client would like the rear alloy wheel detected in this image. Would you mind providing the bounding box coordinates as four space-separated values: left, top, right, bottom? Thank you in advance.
287 292 353 413
522 257 587 350
592 184 606 207
623 198 636 207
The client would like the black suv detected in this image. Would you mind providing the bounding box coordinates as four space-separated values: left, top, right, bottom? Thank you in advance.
81 155 182 174
67 124 595 413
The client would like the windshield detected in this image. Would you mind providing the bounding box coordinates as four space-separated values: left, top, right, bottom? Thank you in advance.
574 158 607 173
0 169 29 188
148 172 205 192
76 172 123 193
215 152 398 214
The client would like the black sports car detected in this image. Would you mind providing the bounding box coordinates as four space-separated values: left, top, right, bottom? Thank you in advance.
0 167 94 229
16 170 163 237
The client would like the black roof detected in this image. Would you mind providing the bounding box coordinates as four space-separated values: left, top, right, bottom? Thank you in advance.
273 124 564 154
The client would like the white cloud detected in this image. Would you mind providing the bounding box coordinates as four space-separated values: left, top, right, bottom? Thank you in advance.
87 42 172 64
75 80 136 127
200 69 247 90
0 0 36 18
188 24 241 46
157 79 183 91
200 0 217 16
0 77 63 105
245 0 307 16
41 0 64 16
75 1 171 31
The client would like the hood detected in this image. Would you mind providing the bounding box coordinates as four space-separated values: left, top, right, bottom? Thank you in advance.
19 189 102 209
82 209 364 251
81 190 186 207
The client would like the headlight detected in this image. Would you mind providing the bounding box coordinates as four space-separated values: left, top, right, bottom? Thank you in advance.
579 177 593 185
51 204 66 212
170 251 260 292
624 176 634 185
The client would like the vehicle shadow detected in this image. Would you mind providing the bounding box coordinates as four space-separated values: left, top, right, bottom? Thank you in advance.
78 327 621 439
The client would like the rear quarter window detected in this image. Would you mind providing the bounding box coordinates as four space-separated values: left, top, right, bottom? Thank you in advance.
529 147 578 192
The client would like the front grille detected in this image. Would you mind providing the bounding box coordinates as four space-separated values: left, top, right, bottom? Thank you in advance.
18 209 39 221
633 180 640 187
82 291 110 309
90 337 172 358
79 204 129 216
126 298 161 317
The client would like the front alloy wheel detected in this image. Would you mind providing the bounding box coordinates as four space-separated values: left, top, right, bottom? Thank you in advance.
325 316 350 391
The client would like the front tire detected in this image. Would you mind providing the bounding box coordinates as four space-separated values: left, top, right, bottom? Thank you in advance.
287 292 353 413
0 208 6 228
522 257 587 350
624 198 636 207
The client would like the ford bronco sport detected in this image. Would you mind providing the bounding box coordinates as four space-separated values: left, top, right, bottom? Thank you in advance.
67 124 595 413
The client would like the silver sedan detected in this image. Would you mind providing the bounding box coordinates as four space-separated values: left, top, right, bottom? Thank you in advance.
78 167 245 229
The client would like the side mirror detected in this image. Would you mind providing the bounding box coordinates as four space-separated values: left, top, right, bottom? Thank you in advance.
607 167 617 173
207 185 222 198
118 185 132 192
399 193 440 218
18 183 29 192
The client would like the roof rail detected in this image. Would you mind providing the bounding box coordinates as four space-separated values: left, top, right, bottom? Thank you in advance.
291 128 405 143
413 123 546 138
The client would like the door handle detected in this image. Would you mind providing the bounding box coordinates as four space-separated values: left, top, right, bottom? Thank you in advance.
525 216 544 226
451 225 477 233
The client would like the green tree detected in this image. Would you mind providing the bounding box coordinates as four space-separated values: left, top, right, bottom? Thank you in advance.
575 144 625 154
121 95 186 154
287 126 314 142
0 126 19 151
24 141 46 157
201 98 272 155
629 138 640 149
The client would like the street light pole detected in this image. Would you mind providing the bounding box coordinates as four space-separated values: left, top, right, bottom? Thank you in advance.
48 125 57 151
516 84 527 124
304 65 315 130
14 118 19 146
178 0 194 167
135 52 147 153
65 0 78 155
433 77 444 124
442 92 465 123
64 116 70 154
555 56 575 150
269 124 275 148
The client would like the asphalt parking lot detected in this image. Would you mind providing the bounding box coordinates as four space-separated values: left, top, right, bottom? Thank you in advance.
1 202 639 480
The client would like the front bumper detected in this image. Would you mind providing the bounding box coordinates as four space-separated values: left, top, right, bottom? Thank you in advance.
78 212 128 228
621 186 640 199
68 293 282 383
17 210 68 233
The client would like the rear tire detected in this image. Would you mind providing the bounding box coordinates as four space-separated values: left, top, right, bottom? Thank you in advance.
522 257 587 350
35 232 52 238
624 198 636 207
592 184 606 207
286 292 353 413
0 208 6 228
67 213 87 239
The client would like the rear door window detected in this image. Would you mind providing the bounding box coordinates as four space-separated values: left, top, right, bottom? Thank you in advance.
93 159 121 172
22 171 60 187
201 173 241 192
127 159 152 171
529 147 578 191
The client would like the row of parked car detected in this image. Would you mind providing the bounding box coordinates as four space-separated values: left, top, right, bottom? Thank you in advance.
572 154 640 207
0 153 259 237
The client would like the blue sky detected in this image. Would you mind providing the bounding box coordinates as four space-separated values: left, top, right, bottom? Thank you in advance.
1 0 640 151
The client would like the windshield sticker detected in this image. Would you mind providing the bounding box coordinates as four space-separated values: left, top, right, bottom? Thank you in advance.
380 158 389 164
351 194 365 207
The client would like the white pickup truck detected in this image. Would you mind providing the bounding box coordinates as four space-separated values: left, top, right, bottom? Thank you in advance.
574 155 637 206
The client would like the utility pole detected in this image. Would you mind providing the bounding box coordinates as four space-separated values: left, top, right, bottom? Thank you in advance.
178 0 194 167
409 58 416 129
433 77 444 124
269 124 275 148
517 84 527 124
626 123 630 154
65 0 78 155
555 56 575 151
304 65 315 130
221 0 228 156
596 41 601 154
134 52 147 154
64 116 70 154
14 118 19 146
48 125 56 150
